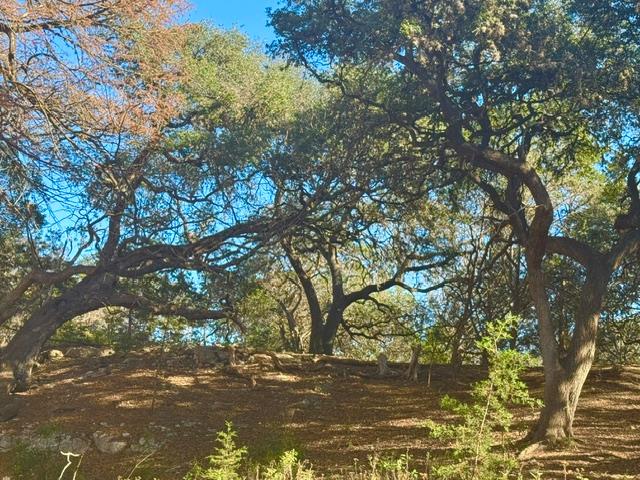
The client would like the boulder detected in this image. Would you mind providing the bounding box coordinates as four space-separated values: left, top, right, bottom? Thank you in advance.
0 433 13 452
66 346 114 359
42 349 65 362
59 435 91 454
0 397 20 422
130 435 162 453
92 431 128 454
250 353 273 366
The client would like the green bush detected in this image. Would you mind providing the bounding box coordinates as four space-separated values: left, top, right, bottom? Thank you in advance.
425 314 541 480
184 421 247 480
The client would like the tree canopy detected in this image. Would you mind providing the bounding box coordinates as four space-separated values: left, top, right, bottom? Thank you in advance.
1 0 639 449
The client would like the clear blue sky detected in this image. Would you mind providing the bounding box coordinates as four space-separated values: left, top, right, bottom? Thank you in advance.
189 1 280 45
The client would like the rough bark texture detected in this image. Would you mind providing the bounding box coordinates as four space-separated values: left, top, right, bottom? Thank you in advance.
2 274 115 391
283 242 325 354
321 304 344 355
527 258 610 442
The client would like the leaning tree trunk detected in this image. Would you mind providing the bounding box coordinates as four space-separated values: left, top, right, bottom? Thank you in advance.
1 274 112 391
528 264 609 442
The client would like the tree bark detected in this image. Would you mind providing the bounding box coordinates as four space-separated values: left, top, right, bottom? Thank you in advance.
1 273 115 391
282 242 325 354
321 303 343 355
528 264 609 442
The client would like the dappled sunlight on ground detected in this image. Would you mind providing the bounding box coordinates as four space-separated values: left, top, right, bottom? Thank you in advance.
0 356 639 478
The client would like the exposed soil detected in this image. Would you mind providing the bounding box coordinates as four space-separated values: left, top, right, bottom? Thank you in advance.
0 351 639 479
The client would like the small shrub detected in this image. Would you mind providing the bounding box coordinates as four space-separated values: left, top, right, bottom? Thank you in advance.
249 427 305 465
425 314 541 480
184 421 247 480
257 450 314 480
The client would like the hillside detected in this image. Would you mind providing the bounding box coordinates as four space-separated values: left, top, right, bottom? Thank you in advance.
1 349 639 479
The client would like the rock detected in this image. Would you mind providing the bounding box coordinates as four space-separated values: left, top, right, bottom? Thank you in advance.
97 347 115 357
250 353 273 366
92 431 128 454
59 435 91 454
66 346 115 359
193 345 228 366
300 397 322 408
130 435 162 453
0 398 20 422
0 433 14 452
66 346 99 358
29 434 59 451
42 349 65 362
518 442 545 460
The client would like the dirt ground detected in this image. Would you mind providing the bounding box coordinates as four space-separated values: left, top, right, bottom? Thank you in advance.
0 351 639 479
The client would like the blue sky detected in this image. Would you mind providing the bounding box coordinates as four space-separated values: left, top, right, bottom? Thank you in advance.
189 1 280 45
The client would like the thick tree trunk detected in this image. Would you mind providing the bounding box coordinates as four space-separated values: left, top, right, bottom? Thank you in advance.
530 365 588 441
321 304 343 355
308 312 325 354
1 274 112 391
528 262 608 442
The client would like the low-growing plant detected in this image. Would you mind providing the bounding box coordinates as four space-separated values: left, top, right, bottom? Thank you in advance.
256 449 314 480
184 421 247 480
425 314 541 480
248 426 306 466
10 442 66 479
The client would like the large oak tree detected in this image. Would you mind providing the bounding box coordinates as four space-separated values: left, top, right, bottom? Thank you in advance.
270 0 640 441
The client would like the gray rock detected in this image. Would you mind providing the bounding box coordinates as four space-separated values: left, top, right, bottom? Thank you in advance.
0 433 14 452
59 435 91 454
66 346 99 358
29 434 59 451
130 435 162 453
66 346 114 359
92 431 128 454
250 353 273 365
0 398 20 422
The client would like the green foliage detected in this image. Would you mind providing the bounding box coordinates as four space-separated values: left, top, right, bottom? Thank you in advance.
35 421 62 438
425 315 541 480
9 442 65 480
248 427 305 466
348 453 421 480
180 423 434 480
237 287 288 351
258 450 314 480
420 325 451 365
184 422 247 480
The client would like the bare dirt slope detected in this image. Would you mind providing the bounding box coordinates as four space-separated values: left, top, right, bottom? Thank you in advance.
0 350 639 479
